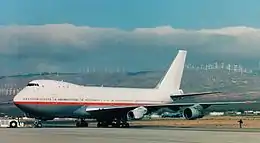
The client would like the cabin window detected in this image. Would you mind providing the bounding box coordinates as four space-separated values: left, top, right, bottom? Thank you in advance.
27 83 39 87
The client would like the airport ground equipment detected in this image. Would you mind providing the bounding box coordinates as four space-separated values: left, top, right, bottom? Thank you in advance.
0 117 25 128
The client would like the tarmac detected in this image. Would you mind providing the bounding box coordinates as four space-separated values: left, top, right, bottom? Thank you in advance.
0 126 260 143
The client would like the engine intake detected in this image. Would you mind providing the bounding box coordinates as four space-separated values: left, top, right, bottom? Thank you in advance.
183 104 204 120
127 106 147 120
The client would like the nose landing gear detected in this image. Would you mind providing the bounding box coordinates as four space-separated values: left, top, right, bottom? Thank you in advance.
33 120 43 128
75 119 89 127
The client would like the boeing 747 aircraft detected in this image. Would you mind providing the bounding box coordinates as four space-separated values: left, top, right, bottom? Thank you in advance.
5 50 255 128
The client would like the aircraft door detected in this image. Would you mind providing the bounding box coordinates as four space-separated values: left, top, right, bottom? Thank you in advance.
51 95 57 105
32 86 40 110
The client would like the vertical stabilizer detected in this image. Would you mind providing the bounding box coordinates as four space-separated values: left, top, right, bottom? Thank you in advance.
156 50 187 93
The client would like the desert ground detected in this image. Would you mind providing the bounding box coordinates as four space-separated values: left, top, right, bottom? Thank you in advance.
131 116 260 128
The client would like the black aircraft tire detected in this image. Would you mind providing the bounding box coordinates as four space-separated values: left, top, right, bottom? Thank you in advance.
37 123 42 128
76 121 81 127
122 123 130 128
76 121 88 127
9 121 17 128
82 122 88 127
97 122 101 128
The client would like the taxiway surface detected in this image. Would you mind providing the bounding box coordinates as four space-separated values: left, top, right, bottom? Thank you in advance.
0 127 260 143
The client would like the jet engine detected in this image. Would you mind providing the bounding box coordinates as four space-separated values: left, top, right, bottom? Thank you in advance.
183 104 204 120
127 106 148 120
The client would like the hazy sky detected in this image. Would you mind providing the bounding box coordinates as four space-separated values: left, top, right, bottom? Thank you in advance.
1 0 260 74
1 0 260 29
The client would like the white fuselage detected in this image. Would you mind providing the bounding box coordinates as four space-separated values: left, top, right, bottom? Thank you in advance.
13 80 177 119
14 80 175 105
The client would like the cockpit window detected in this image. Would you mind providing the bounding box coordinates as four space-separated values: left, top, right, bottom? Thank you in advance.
27 83 39 86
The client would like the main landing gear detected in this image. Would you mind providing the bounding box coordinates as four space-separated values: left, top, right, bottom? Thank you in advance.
33 120 43 128
75 116 130 128
97 121 129 128
97 117 130 128
76 119 89 127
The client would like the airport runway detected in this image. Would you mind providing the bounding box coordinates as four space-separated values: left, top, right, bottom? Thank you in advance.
0 127 260 143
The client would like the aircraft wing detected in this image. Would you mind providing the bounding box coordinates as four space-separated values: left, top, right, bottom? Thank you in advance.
145 100 258 111
86 100 258 115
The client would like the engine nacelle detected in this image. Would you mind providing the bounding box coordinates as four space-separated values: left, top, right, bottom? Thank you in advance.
183 104 204 120
127 106 148 120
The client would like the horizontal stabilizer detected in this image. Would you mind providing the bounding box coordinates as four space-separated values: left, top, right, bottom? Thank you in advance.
170 91 221 100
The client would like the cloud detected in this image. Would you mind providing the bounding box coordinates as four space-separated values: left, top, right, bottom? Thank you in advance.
0 24 260 74
0 24 118 53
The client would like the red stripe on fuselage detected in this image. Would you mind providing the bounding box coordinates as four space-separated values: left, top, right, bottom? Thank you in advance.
13 101 156 106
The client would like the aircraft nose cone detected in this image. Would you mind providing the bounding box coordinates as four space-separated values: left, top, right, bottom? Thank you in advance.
13 91 22 104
